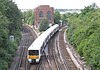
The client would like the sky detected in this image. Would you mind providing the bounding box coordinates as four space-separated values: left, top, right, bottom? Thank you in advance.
14 0 100 9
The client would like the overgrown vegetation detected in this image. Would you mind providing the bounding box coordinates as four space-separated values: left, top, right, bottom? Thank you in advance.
54 11 61 24
39 19 50 32
0 0 22 69
67 3 100 70
61 14 67 24
22 10 34 25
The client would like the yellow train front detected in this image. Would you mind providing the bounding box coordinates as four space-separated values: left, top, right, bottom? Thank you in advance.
27 50 40 63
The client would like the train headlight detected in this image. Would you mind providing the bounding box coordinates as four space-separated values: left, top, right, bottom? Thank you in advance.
36 59 39 62
28 59 32 63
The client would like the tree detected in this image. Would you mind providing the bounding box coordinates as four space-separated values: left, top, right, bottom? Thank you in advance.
22 10 34 25
4 0 22 43
81 3 98 15
67 3 100 69
0 0 23 69
39 19 50 32
61 14 67 24
0 11 9 48
54 11 61 24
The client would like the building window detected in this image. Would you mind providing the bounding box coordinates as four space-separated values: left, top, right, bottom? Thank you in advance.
47 11 51 20
39 11 43 17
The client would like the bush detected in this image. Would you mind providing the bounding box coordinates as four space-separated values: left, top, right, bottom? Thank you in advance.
67 4 100 69
0 60 8 70
0 0 22 69
39 19 50 32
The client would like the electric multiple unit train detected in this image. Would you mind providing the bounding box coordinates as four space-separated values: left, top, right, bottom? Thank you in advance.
27 24 59 63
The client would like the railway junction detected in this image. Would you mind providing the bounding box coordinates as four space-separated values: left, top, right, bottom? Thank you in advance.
9 25 85 70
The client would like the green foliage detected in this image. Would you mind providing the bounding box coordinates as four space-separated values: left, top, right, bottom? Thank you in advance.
0 60 8 70
6 41 17 54
39 19 50 32
67 3 100 69
5 1 22 41
0 0 22 69
54 11 61 24
61 14 67 24
0 12 9 48
81 3 98 15
22 10 34 25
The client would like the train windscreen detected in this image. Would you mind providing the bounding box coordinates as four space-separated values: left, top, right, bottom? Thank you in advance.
29 50 39 55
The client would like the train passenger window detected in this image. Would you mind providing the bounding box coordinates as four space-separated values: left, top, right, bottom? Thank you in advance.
29 50 39 55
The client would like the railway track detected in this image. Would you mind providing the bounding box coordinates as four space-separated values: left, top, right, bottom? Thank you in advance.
27 26 78 70
9 25 37 70
42 54 51 70
36 55 49 70
19 26 35 70
29 55 50 70
54 35 66 70
13 25 79 70
57 27 77 70
47 27 78 70
48 33 61 70
19 25 37 70
48 32 68 70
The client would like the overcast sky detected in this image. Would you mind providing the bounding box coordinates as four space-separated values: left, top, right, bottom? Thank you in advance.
14 0 100 9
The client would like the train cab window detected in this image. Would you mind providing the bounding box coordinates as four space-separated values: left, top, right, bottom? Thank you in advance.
29 50 39 55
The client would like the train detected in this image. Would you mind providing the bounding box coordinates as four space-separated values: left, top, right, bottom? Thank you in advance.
27 24 59 63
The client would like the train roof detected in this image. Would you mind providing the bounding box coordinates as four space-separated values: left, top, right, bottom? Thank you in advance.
28 24 59 50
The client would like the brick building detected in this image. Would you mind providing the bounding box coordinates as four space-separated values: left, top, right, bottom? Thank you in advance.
34 5 54 28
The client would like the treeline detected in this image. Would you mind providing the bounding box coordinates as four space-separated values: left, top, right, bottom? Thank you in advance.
67 3 100 70
0 0 22 69
22 10 34 25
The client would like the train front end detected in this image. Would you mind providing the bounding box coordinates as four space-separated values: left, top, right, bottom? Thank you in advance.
27 50 40 63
